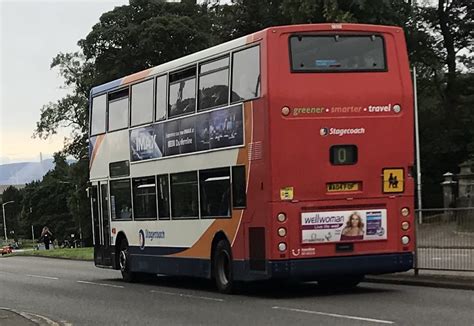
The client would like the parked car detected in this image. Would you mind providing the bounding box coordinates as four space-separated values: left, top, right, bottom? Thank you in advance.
1 245 13 256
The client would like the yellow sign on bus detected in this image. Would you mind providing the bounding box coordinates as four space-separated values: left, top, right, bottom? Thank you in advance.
280 186 294 200
383 168 404 193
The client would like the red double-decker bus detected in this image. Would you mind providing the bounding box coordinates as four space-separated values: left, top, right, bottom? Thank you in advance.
89 23 414 293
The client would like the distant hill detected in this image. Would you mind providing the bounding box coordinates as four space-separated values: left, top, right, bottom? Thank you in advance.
0 159 55 185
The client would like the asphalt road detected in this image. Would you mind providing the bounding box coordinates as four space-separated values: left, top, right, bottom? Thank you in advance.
0 257 473 326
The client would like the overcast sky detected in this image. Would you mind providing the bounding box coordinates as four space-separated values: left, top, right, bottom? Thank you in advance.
0 0 128 165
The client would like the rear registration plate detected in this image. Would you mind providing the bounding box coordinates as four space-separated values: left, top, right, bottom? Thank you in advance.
327 182 360 193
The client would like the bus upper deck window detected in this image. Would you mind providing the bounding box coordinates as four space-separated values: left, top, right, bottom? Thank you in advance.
108 88 129 131
169 67 196 118
290 35 386 72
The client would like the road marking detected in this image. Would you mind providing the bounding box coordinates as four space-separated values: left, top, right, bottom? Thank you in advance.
26 274 59 280
77 280 124 288
272 306 394 324
150 290 224 302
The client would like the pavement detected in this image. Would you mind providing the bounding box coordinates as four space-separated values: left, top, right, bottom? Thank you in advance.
365 269 474 291
0 307 57 326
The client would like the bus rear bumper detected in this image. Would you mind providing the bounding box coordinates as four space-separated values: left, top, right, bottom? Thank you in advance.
267 252 414 281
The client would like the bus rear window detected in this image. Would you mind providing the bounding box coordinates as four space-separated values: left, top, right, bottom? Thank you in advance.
290 35 386 72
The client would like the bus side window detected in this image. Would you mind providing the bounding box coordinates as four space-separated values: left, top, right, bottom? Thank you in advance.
110 179 132 220
170 171 198 219
198 56 230 111
157 174 170 220
131 79 154 127
231 45 260 103
91 95 106 135
199 168 231 218
108 88 129 131
155 75 167 121
132 176 157 220
168 67 196 118
232 166 246 208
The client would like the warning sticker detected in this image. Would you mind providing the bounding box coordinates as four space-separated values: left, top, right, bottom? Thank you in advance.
280 187 294 200
383 168 404 193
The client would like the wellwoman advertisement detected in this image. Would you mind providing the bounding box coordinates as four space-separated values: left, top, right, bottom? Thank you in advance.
301 209 387 243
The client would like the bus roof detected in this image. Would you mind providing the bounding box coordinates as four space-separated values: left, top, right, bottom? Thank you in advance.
90 23 402 97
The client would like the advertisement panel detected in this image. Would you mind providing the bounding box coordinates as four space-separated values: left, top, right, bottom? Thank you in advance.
301 209 387 243
130 124 164 161
130 104 243 162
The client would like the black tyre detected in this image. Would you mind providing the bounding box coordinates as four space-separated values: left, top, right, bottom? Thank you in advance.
118 239 139 282
213 240 234 294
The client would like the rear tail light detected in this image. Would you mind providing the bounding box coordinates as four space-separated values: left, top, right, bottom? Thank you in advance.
278 228 287 237
401 236 410 245
401 207 410 217
278 242 287 252
277 213 287 222
401 221 410 231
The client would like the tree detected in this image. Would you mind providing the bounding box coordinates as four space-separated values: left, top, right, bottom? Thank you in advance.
1 186 23 240
20 153 75 242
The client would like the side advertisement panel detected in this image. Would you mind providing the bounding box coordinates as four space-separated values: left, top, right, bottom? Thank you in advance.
130 104 243 161
301 209 387 243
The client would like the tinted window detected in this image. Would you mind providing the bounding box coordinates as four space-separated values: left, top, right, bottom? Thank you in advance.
200 168 231 217
157 174 170 219
110 179 132 220
231 46 260 103
232 166 246 208
131 79 154 126
91 95 106 135
132 176 157 219
170 171 198 218
199 70 229 111
110 160 130 178
155 75 167 121
169 67 196 118
290 35 386 71
108 89 129 131
199 57 229 111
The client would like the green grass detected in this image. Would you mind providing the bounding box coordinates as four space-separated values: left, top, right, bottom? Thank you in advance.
8 247 93 260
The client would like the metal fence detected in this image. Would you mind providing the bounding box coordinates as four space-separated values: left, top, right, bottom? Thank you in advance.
415 208 474 272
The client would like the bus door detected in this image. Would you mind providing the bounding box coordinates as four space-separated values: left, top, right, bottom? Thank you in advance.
90 185 100 246
99 182 111 248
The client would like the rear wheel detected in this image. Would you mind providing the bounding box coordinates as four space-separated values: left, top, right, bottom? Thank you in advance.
119 239 139 282
213 240 234 294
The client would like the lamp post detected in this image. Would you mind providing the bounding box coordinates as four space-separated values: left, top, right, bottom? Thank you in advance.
2 201 14 241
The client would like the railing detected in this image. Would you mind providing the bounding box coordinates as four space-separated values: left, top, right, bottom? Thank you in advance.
415 208 474 272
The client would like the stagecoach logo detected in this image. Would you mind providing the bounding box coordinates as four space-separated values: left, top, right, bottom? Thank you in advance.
320 127 366 137
139 229 145 250
139 229 166 250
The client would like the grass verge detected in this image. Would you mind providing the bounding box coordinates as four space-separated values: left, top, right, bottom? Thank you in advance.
7 247 94 261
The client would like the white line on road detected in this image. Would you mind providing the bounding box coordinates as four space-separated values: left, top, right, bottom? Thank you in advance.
150 290 224 302
77 280 124 288
272 306 395 324
26 274 59 280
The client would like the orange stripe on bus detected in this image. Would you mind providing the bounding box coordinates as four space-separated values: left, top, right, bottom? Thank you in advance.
171 102 253 259
122 68 154 85
90 135 105 169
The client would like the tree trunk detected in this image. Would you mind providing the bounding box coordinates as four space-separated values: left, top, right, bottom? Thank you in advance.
437 0 458 109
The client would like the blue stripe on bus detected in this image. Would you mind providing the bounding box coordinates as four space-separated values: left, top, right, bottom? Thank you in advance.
129 245 188 256
91 78 123 96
